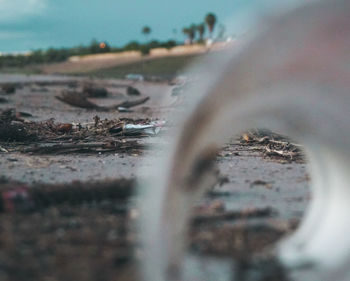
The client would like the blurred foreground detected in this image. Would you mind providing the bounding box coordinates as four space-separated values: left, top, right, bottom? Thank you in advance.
0 73 310 281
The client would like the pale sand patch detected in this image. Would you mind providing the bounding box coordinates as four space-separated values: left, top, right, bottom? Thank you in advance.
41 42 231 75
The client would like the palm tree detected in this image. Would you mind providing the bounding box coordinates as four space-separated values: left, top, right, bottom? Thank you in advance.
141 26 151 42
205 13 217 38
197 23 206 42
190 24 197 42
182 26 195 44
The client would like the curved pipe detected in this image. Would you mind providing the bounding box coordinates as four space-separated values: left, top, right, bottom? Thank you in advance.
139 0 350 280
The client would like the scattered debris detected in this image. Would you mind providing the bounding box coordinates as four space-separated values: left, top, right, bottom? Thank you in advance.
0 76 308 281
0 145 8 153
122 120 165 136
218 175 229 186
0 109 36 141
250 180 272 189
190 223 286 257
191 207 277 226
241 130 304 162
0 110 163 154
194 200 226 214
118 106 134 113
56 123 73 133
0 121 36 142
265 143 301 161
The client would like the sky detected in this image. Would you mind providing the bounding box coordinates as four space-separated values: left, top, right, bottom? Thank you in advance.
0 0 304 53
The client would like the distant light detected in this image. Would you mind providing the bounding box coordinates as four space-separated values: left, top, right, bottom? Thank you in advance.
99 42 106 49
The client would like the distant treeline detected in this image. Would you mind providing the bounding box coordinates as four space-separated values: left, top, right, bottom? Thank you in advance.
0 39 177 68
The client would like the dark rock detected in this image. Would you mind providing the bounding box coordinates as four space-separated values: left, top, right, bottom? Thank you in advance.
126 86 141 96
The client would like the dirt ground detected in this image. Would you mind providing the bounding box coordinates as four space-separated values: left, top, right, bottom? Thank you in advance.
0 74 318 281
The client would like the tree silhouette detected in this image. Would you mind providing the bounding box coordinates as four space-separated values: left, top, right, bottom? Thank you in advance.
141 26 151 42
190 24 197 42
197 23 206 42
205 13 217 38
182 26 196 44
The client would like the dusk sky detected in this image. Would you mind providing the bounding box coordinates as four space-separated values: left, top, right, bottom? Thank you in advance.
0 0 303 53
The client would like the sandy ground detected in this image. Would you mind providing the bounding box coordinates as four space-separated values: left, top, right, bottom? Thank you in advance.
0 74 317 281
41 43 229 74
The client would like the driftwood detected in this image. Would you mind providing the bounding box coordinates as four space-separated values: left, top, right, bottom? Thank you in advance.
56 91 99 109
56 90 149 111
82 85 108 97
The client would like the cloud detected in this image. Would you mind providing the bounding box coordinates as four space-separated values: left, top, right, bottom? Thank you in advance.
0 0 48 22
